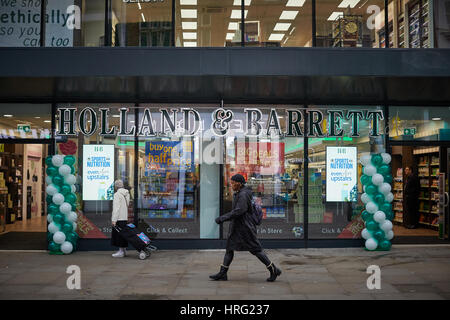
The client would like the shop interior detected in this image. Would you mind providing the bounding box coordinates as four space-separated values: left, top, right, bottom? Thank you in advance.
0 143 49 248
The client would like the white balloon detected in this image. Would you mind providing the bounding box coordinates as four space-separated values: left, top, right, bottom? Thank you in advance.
361 193 371 204
61 241 73 254
71 185 76 193
360 154 371 166
365 238 378 251
381 220 393 232
381 153 392 164
51 155 64 167
53 231 66 245
48 222 60 234
45 176 53 185
67 211 78 223
72 222 78 232
386 230 394 240
60 202 72 214
52 193 65 205
361 228 371 240
371 173 384 186
374 211 386 223
64 174 76 186
363 165 377 176
46 184 59 196
385 192 394 203
58 164 72 176
47 214 54 223
379 183 392 195
366 202 379 214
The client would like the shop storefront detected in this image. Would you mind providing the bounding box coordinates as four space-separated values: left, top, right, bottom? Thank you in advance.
1 0 449 250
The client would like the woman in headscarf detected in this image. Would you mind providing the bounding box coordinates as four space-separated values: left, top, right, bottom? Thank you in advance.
111 180 130 258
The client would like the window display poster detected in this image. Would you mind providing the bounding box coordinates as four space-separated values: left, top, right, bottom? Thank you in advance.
83 145 115 201
326 146 357 202
145 140 194 172
234 142 285 176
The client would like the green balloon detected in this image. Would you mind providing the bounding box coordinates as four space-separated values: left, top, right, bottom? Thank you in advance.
371 154 383 166
65 193 77 204
360 175 371 186
365 184 377 195
48 203 59 215
48 241 61 252
386 211 394 221
53 213 64 224
374 230 385 241
62 223 73 233
383 173 393 184
47 232 53 242
379 240 392 251
52 175 64 186
63 155 76 166
380 202 392 214
66 231 79 244
46 195 53 204
366 220 378 231
71 166 75 174
46 166 58 177
378 164 391 175
61 184 72 196
71 203 77 211
374 193 385 205
361 210 372 222
45 156 53 166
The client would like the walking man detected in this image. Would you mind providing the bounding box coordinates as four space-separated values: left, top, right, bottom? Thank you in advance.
210 174 282 282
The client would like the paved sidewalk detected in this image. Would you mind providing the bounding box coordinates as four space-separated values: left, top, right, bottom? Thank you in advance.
0 245 449 300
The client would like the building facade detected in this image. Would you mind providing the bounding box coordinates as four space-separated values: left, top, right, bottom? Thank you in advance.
0 0 449 250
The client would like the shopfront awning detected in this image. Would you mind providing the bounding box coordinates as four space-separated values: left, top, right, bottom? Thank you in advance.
0 47 449 105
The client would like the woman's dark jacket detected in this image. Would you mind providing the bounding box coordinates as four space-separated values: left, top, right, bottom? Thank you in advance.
217 185 262 252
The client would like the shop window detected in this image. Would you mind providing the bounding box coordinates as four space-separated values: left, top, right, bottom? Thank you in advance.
44 0 105 47
315 0 386 48
306 106 386 239
223 106 306 240
0 104 51 139
112 0 172 47
55 104 135 239
244 0 312 47
175 0 239 47
388 0 434 48
389 106 450 141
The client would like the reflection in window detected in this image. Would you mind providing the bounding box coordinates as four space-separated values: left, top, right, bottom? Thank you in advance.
113 0 172 46
245 0 312 47
45 0 106 47
316 0 385 48
388 0 433 48
175 0 239 47
0 104 51 139
389 107 450 141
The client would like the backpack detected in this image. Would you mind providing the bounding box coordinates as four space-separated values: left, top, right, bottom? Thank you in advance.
250 198 263 226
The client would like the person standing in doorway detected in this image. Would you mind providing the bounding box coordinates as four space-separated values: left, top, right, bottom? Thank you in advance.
210 174 282 282
403 166 420 229
111 180 130 257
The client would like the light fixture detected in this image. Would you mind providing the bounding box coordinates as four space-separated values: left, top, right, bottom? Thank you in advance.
228 22 239 30
233 0 251 5
180 0 197 5
289 26 296 35
327 12 344 21
4 115 13 117
286 0 306 7
137 3 141 10
279 11 299 20
226 33 236 40
432 117 442 121
141 12 146 22
44 120 51 123
182 21 197 29
184 41 197 47
231 9 248 19
338 0 360 8
274 23 291 31
183 32 197 40
268 33 285 41
34 116 41 119
181 9 197 19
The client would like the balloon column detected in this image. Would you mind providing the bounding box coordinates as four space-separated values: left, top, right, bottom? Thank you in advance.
360 153 394 251
45 155 79 255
